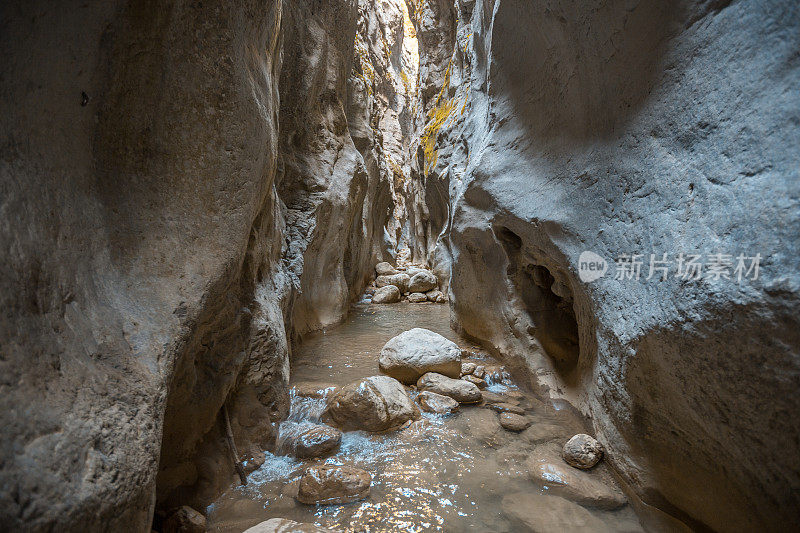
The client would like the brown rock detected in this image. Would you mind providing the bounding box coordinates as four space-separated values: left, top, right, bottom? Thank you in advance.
296 465 371 505
562 434 604 469
375 262 397 276
416 391 459 415
461 362 477 376
163 506 206 533
472 365 486 379
462 374 487 389
294 425 342 459
372 285 401 303
407 292 428 303
325 376 419 431
417 372 482 403
488 402 525 415
499 413 531 432
502 493 612 533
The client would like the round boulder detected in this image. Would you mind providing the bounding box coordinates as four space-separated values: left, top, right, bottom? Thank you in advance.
296 465 371 505
379 328 462 384
408 270 438 293
417 372 482 403
375 262 397 276
563 434 605 469
372 285 400 304
325 375 420 431
416 391 459 415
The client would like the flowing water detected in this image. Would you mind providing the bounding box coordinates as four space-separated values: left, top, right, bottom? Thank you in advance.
207 302 646 532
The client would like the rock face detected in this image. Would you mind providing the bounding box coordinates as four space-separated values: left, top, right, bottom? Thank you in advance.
402 0 800 529
372 285 401 304
379 328 462 383
563 434 604 470
416 372 482 403
296 465 371 505
325 376 420 431
416 391 459 415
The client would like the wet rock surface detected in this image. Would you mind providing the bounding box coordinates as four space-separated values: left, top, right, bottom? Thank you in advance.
379 328 462 384
563 434 605 470
296 465 371 505
499 413 531 432
502 492 611 533
163 506 206 533
293 425 342 459
416 391 459 415
417 372 483 403
325 376 420 432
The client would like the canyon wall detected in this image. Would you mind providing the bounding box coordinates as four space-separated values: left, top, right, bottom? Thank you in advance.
0 0 399 530
414 0 800 530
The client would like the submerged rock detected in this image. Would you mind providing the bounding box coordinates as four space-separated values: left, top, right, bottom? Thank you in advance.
296 465 371 505
526 443 626 510
376 273 411 292
563 434 605 470
417 372 482 403
294 424 342 459
375 262 397 276
502 492 611 533
407 292 428 303
325 376 419 431
499 413 531 432
416 391 459 415
372 285 401 304
379 328 462 384
244 518 336 533
407 270 438 292
163 506 206 533
488 402 525 416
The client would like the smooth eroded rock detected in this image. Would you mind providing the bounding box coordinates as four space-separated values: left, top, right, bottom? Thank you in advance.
375 262 397 276
562 434 604 470
500 413 531 432
502 492 611 533
488 402 525 415
416 372 482 403
407 292 428 303
325 376 419 431
407 270 438 292
379 328 462 384
371 285 401 304
526 443 626 510
416 391 459 415
296 465 371 505
426 289 445 302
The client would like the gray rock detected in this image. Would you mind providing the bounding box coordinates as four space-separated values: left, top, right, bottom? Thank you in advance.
407 292 428 303
296 465 371 505
472 365 486 379
426 289 445 302
563 434 604 470
407 270 438 293
376 273 411 293
379 328 462 384
461 362 477 376
375 262 397 276
325 376 420 432
416 372 482 403
372 285 401 304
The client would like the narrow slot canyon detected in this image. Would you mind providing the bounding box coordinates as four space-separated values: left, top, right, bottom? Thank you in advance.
1 1 798 532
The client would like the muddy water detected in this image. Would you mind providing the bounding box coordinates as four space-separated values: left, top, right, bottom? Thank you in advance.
207 302 645 532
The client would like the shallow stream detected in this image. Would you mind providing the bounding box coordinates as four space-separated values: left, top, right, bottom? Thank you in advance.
207 302 646 532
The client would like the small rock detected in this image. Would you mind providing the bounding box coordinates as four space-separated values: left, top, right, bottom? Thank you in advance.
462 374 487 389
296 465 371 505
461 362 476 376
484 365 510 382
562 434 604 469
502 493 612 533
244 518 336 533
376 273 411 292
242 451 266 475
325 376 419 431
488 402 525 415
379 328 462 384
416 390 459 415
499 412 531 432
426 289 445 302
472 365 486 379
363 286 376 296
408 270 437 292
375 262 397 276
407 292 428 303
294 424 342 459
372 285 400 304
417 372 482 403
163 506 206 533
